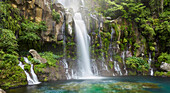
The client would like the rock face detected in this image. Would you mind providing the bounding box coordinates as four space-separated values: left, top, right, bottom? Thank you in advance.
29 49 47 63
160 62 170 71
11 0 66 42
0 89 6 93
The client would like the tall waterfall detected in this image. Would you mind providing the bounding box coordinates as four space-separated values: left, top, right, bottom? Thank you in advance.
74 9 93 77
57 0 93 78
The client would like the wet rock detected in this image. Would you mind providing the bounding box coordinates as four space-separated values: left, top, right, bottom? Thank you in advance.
11 4 17 8
65 9 74 35
0 88 6 93
29 49 47 63
52 3 65 12
11 0 64 43
106 17 111 20
14 0 23 4
35 0 44 9
160 62 170 71
126 51 132 57
35 7 42 22
27 0 35 9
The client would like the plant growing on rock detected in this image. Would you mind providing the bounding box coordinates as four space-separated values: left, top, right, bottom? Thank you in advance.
126 57 149 72
158 53 170 64
52 9 60 24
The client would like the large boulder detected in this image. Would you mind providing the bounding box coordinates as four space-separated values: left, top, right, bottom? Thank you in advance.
29 49 47 63
0 88 6 93
160 62 170 71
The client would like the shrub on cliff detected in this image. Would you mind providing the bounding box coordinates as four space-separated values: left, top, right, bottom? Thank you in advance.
126 57 149 72
158 53 170 64
52 9 60 24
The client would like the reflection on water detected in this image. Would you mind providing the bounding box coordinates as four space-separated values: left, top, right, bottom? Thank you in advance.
7 76 170 93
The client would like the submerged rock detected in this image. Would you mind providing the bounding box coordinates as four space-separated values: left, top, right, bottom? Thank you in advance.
29 49 47 63
160 62 170 71
56 82 159 93
0 88 6 93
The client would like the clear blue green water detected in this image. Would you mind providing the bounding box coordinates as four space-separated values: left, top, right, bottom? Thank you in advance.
7 76 170 93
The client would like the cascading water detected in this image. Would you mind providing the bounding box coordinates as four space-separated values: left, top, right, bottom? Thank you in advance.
114 61 122 76
109 27 115 61
91 59 99 75
62 59 71 79
57 0 94 78
61 20 71 79
74 13 93 77
109 27 122 76
19 57 41 85
101 56 109 72
148 53 154 76
18 62 35 85
122 51 128 75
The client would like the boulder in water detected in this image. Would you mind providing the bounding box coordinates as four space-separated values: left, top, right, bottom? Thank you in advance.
0 88 6 93
29 49 47 63
160 62 170 71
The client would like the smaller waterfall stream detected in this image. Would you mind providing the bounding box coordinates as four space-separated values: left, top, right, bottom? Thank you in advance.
122 51 128 75
148 53 154 76
18 62 35 85
109 27 122 76
114 61 122 76
18 57 41 85
61 21 71 79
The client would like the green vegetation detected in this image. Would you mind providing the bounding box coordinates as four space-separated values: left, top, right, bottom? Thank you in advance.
126 57 149 72
0 29 18 54
39 52 61 67
94 0 170 53
90 0 169 75
52 9 60 24
158 53 170 64
156 53 170 68
0 1 47 89
0 0 170 90
0 50 27 89
154 71 170 77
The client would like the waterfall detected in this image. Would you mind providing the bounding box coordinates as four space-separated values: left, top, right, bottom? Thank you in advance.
74 13 93 77
122 51 128 75
101 56 109 72
114 61 122 76
61 21 71 79
18 58 41 85
109 27 115 61
148 53 154 76
91 59 99 75
109 27 122 76
62 59 71 79
18 62 35 85
56 0 94 78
